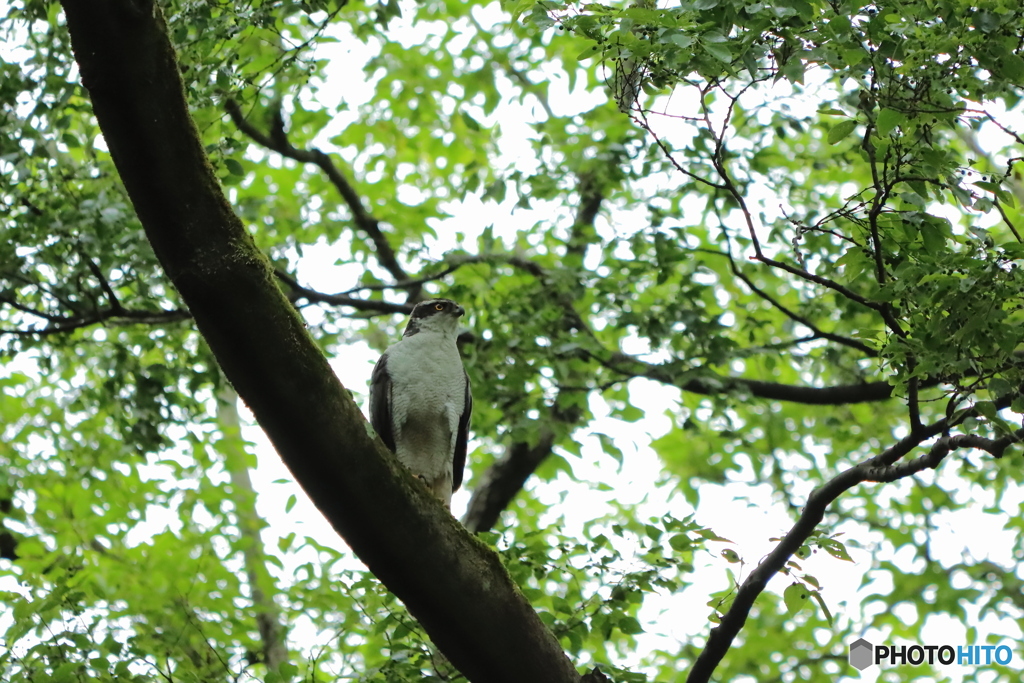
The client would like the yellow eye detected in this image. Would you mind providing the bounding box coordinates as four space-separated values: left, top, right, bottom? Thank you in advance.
435 303 444 311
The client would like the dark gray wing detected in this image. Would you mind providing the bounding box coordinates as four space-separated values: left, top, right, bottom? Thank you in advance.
369 353 396 452
452 367 472 492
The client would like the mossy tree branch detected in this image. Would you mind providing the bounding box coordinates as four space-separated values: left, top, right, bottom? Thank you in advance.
58 2 580 681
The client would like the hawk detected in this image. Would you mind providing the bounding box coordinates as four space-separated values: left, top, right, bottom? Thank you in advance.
369 299 472 509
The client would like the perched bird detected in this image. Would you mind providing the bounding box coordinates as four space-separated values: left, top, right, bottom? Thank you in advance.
369 299 472 509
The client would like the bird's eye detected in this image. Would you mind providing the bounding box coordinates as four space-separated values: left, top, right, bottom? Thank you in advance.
435 303 444 311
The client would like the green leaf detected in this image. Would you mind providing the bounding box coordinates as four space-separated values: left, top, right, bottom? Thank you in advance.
506 0 536 23
669 33 694 48
810 591 834 625
668 534 692 551
919 220 946 254
875 108 905 136
618 616 644 634
817 538 854 562
998 54 1024 84
703 42 732 63
783 583 809 614
460 111 482 131
827 119 857 144
696 528 733 543
577 44 601 61
974 400 997 419
224 158 245 176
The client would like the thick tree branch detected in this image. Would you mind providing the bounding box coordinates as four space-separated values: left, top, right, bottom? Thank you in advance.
59 3 580 682
225 99 410 285
461 387 587 534
864 429 1024 481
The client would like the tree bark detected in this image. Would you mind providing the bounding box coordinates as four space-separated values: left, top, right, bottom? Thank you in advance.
58 2 580 681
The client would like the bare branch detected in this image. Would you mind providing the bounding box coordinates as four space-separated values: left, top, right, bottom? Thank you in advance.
680 84 900 330
865 429 1024 481
0 307 191 337
339 263 465 295
983 111 1024 147
592 351 897 405
957 124 1024 243
274 269 411 314
995 200 1023 243
80 251 125 314
0 294 70 323
225 99 410 285
636 85 728 192
687 392 1021 683
707 243 878 357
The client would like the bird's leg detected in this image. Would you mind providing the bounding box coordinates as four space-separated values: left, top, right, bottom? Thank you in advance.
410 474 452 510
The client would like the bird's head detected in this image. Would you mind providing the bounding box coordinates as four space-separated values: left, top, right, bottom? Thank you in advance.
403 298 465 338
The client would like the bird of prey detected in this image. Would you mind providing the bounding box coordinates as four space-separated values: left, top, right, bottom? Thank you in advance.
369 298 472 509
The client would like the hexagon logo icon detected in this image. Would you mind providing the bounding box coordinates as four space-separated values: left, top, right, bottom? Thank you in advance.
849 638 874 671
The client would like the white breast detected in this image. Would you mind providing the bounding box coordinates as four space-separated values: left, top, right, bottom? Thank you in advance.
384 333 466 481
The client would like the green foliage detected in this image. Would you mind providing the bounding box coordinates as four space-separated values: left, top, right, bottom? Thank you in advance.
2 0 1024 681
